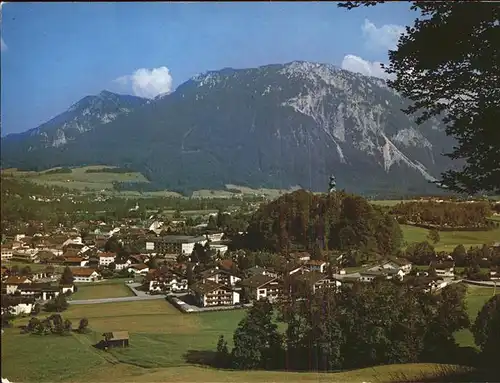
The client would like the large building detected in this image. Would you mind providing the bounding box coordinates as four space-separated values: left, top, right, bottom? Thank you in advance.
145 235 207 256
190 280 240 307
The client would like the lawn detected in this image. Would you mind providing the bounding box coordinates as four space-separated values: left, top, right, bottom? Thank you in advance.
71 283 134 300
3 260 64 273
371 199 408 207
454 285 499 348
2 299 477 383
79 363 469 383
0 328 108 382
74 278 131 286
401 224 500 251
5 165 149 191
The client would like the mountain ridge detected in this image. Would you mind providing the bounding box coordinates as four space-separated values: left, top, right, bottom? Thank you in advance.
1 61 456 196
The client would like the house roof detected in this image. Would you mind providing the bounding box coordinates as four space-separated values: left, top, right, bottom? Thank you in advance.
36 250 57 259
4 276 31 285
72 267 99 277
17 283 59 292
384 257 411 267
129 263 149 270
152 235 206 244
295 271 332 285
1 294 36 306
305 260 327 266
434 261 454 269
240 274 277 289
290 251 311 259
64 257 84 263
62 250 80 258
218 259 235 271
200 268 235 279
190 280 228 295
103 331 129 341
360 269 387 277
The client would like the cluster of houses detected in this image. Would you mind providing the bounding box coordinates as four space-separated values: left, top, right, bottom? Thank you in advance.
0 269 75 316
1 224 230 284
143 257 426 308
2 217 498 314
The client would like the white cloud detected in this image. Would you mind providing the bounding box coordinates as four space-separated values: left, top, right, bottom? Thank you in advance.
361 19 405 51
340 19 405 80
114 66 173 98
341 54 393 80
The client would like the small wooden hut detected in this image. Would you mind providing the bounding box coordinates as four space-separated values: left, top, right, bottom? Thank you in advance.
102 331 129 348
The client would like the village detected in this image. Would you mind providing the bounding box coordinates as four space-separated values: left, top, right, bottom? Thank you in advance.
2 211 498 325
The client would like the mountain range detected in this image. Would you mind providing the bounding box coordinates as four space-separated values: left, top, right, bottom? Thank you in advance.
1 61 457 196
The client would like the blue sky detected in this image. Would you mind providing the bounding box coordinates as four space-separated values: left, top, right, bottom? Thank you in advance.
1 2 415 135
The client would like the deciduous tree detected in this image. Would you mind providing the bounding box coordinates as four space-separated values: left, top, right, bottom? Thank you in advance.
60 266 74 285
78 317 89 333
339 1 500 194
472 294 500 368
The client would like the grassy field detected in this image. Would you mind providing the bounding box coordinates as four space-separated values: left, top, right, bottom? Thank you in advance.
401 224 500 251
370 199 408 206
3 166 149 191
3 260 64 273
71 283 134 300
2 298 471 383
455 285 499 348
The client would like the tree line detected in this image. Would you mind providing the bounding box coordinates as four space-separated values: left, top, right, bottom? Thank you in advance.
214 282 499 375
392 201 494 229
244 190 403 259
85 167 134 174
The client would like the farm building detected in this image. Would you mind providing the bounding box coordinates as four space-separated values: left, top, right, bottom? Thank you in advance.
102 331 129 348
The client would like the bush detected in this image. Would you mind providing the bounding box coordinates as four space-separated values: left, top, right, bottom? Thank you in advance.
78 317 89 333
44 295 68 313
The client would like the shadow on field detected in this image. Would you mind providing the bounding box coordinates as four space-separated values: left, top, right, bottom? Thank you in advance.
183 350 217 367
392 365 500 383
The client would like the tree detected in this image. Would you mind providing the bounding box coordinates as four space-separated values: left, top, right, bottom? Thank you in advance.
1 306 15 328
10 265 19 275
44 294 69 313
104 236 121 253
215 335 230 368
26 317 42 334
405 241 436 265
427 229 440 244
207 215 217 230
31 303 41 316
421 284 470 363
60 267 74 285
339 1 500 194
21 265 32 276
186 264 195 286
147 257 159 270
231 300 283 370
78 317 89 333
472 294 500 368
311 243 323 261
451 244 467 267
216 208 227 229
45 265 55 275
63 319 72 334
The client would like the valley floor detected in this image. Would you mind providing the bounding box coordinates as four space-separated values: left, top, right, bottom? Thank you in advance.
2 284 498 383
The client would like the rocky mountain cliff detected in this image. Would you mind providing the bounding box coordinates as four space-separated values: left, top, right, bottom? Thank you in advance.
2 90 148 151
1 61 456 195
